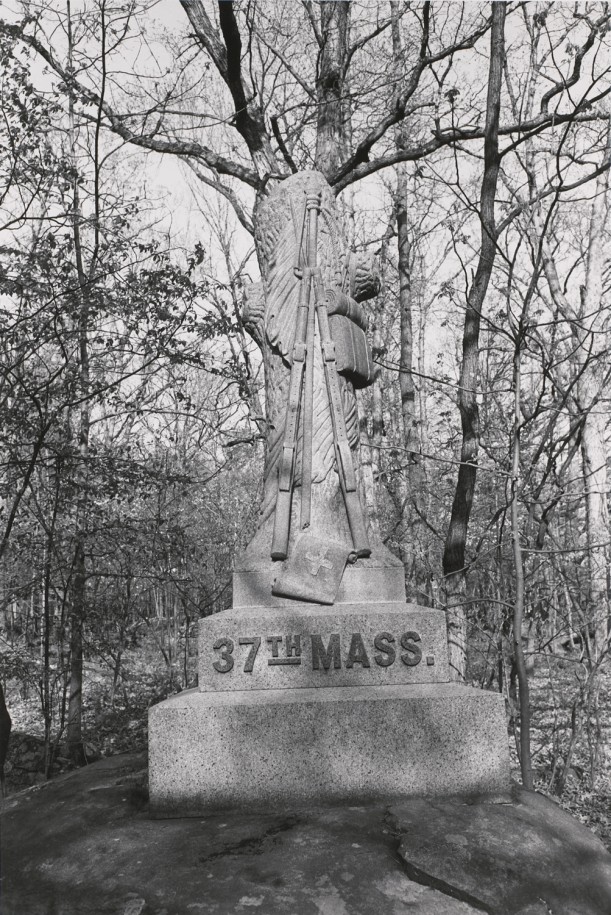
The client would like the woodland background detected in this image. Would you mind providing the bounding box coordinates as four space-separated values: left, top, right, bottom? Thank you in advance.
0 0 610 846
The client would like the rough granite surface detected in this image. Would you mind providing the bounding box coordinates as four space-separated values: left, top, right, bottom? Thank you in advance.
232 561 407 608
3 753 611 915
148 683 510 815
390 788 611 915
198 604 450 691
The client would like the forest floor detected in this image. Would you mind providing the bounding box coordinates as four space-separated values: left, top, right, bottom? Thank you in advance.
3 639 610 851
526 652 611 850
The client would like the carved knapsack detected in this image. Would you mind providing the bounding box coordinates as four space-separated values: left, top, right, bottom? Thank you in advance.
325 288 374 390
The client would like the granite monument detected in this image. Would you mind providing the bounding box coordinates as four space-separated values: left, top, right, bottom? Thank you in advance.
148 171 510 814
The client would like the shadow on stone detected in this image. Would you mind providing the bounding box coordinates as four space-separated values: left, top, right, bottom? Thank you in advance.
3 755 611 915
389 785 611 915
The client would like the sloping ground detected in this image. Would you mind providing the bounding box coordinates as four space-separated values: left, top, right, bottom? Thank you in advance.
2 753 611 915
390 790 611 915
529 656 611 829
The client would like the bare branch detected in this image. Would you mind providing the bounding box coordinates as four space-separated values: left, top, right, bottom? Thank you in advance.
302 0 323 48
254 28 316 100
179 0 228 77
186 160 254 235
332 106 610 193
270 116 298 174
344 11 398 74
540 13 607 115
0 20 260 188
498 158 611 236
331 8 491 187
180 0 282 178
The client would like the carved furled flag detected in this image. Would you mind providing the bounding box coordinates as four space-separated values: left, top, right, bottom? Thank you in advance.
271 533 353 605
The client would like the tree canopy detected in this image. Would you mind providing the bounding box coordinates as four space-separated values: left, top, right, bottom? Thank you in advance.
0 0 610 821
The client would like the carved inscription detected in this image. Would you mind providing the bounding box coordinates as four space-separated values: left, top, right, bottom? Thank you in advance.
212 638 234 673
268 634 301 666
311 634 341 670
212 631 427 674
239 637 261 672
345 633 370 668
373 632 395 667
400 631 423 667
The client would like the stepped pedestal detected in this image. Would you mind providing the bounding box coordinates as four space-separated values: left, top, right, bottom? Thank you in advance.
149 563 510 815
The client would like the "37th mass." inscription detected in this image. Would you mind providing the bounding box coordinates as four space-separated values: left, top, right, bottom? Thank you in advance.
212 631 429 673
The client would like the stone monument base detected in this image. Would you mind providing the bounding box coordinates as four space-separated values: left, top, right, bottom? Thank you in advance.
232 551 407 608
148 682 510 816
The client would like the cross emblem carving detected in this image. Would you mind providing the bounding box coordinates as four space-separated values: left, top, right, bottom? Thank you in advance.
305 548 333 576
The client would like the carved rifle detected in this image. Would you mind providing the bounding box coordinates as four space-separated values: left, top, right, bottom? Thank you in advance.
271 193 371 562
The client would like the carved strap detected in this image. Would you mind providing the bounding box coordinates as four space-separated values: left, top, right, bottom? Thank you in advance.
312 270 371 558
271 192 371 561
300 194 322 531
271 264 312 561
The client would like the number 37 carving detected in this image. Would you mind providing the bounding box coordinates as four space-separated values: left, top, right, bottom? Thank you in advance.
213 637 261 673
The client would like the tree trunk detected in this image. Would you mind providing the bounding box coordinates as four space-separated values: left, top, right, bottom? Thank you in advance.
180 1 282 182
42 461 61 778
391 3 417 469
442 1 506 680
394 163 429 595
510 343 533 788
67 543 87 767
577 122 611 655
395 167 416 459
65 0 90 767
581 406 610 654
527 117 611 657
315 1 351 179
